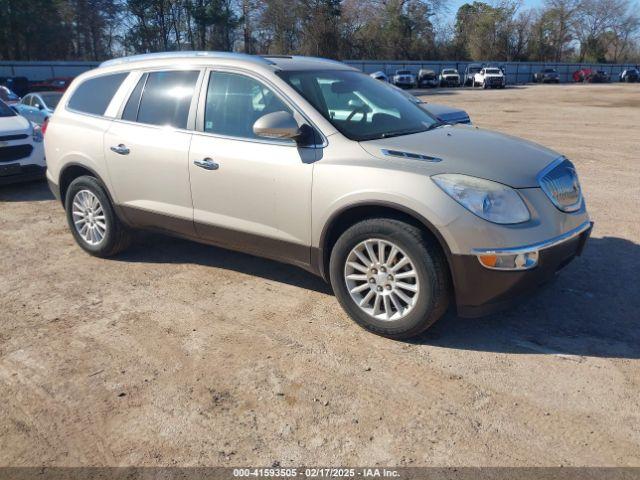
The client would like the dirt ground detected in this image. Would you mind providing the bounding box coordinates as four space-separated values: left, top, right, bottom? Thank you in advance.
1 84 639 467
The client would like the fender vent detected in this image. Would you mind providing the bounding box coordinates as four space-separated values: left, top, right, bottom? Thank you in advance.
381 149 442 162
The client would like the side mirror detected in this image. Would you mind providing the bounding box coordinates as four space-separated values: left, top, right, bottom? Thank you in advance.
253 111 300 140
36 104 44 110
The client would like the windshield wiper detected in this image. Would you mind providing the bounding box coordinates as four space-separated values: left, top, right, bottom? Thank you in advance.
378 127 428 139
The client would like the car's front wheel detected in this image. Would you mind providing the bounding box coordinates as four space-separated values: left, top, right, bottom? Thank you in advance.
65 175 131 257
329 218 450 339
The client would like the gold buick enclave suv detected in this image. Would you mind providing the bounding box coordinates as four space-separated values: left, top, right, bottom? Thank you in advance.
45 52 592 338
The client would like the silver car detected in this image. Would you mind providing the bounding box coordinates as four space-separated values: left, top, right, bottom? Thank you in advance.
45 53 591 339
14 91 63 125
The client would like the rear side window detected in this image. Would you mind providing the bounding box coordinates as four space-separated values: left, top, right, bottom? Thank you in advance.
134 70 199 129
68 73 128 116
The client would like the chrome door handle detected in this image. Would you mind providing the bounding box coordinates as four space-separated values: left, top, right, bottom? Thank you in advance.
110 144 130 155
193 157 219 170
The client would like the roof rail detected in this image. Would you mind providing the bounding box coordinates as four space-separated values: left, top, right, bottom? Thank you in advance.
261 54 348 67
100 51 275 68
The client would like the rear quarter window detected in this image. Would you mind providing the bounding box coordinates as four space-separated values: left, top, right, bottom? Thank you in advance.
67 72 128 116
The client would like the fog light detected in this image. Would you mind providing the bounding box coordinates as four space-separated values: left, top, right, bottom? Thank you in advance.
477 251 538 270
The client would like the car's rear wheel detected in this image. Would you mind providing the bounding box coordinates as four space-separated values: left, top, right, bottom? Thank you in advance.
329 218 450 339
65 175 131 257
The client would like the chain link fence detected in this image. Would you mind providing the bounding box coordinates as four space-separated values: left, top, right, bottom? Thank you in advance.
344 60 639 84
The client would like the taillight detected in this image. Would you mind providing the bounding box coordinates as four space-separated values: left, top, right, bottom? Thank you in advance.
41 117 49 135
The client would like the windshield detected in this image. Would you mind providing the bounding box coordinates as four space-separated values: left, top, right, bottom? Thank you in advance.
485 69 501 74
40 92 62 109
442 69 457 74
278 70 439 141
396 70 411 75
0 100 16 117
544 69 557 73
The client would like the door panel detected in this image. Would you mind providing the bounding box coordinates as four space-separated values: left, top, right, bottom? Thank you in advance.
189 135 315 267
187 70 316 267
104 121 195 236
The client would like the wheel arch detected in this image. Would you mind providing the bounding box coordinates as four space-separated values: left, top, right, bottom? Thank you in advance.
59 163 113 207
317 201 454 284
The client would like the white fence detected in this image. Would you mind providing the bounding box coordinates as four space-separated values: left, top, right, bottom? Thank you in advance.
1 59 638 84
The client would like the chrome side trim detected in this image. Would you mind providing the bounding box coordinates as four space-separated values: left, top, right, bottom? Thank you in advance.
472 220 592 256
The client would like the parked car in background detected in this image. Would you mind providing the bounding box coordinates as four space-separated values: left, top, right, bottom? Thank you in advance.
369 71 388 82
30 77 75 92
619 68 639 82
388 83 471 125
0 86 21 105
45 52 591 338
439 68 461 87
572 68 592 82
533 68 560 83
392 69 416 88
589 70 610 83
472 67 506 88
0 99 46 185
14 91 63 125
417 69 438 88
463 63 483 86
0 76 29 97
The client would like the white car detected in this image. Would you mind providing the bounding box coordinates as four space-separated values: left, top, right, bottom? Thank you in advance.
0 99 46 185
392 69 416 88
439 68 461 87
473 67 506 89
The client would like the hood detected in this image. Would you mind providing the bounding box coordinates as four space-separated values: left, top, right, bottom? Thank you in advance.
0 114 31 136
359 125 559 188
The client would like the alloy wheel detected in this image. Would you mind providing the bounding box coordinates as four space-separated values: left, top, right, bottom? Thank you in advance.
344 238 420 321
71 189 107 246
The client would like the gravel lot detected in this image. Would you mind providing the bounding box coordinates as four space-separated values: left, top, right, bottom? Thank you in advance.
1 84 639 467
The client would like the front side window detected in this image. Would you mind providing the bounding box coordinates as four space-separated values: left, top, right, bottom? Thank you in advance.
40 92 62 109
22 95 32 106
203 71 293 140
127 70 199 129
278 70 438 141
68 72 128 116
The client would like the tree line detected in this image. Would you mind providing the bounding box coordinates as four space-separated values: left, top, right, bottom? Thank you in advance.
1 0 638 64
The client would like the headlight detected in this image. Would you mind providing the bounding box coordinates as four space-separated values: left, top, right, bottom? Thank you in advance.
432 174 530 224
32 124 43 143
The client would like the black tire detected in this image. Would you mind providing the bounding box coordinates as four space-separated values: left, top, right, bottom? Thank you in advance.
64 175 131 257
329 218 450 339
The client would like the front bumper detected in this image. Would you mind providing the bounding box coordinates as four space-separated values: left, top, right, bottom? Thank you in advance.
441 77 460 86
451 221 593 317
0 164 46 185
485 77 505 87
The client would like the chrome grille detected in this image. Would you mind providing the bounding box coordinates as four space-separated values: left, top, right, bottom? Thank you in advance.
539 158 582 212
